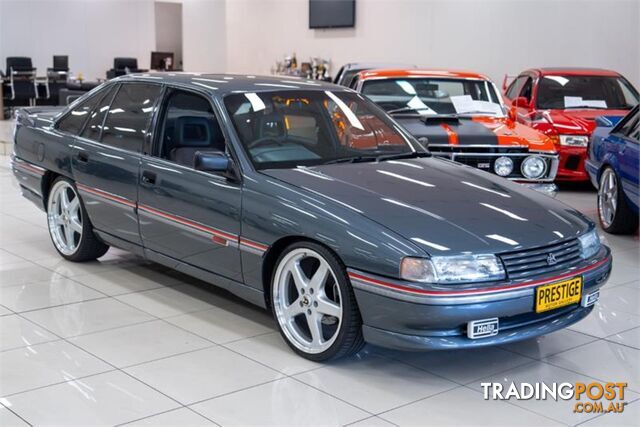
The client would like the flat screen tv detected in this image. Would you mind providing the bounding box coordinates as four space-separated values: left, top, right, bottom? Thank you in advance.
309 0 355 29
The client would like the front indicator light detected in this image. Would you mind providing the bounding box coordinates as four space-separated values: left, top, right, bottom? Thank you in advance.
521 156 547 179
401 255 506 284
494 156 513 177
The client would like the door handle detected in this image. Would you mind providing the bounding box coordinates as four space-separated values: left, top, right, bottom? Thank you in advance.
141 170 156 185
77 152 89 163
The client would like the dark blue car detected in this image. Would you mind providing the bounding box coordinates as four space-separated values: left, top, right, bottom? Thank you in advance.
586 106 639 234
11 74 612 361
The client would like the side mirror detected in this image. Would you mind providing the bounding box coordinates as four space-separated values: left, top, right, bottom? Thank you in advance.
507 105 517 121
594 115 623 128
194 151 235 179
513 96 530 109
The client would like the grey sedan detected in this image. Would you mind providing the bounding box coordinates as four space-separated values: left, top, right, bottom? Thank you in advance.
11 73 611 360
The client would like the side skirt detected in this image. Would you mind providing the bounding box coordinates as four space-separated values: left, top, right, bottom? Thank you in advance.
144 248 267 309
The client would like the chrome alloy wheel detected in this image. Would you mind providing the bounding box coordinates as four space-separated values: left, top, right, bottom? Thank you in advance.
47 181 83 256
598 169 618 228
273 248 343 354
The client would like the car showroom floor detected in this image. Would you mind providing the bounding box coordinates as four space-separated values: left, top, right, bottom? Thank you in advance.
0 132 639 425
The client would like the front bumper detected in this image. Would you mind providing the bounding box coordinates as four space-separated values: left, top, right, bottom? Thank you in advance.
556 146 589 181
349 246 612 350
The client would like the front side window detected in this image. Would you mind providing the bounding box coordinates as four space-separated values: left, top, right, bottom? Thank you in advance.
157 89 226 167
506 76 526 99
224 90 417 170
536 75 640 110
360 78 503 116
616 108 639 138
520 77 533 101
101 83 162 152
57 87 107 135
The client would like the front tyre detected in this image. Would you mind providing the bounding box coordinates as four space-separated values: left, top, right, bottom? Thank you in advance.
271 242 364 361
598 168 638 234
47 178 109 262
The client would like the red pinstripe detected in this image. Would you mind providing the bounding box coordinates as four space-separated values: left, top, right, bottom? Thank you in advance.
76 183 136 208
349 257 609 297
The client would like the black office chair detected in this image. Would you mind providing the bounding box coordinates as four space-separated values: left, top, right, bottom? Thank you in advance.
106 57 142 79
5 57 37 106
42 55 70 105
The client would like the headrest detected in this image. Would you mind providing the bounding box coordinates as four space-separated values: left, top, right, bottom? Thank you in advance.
114 57 137 70
7 57 33 71
174 116 222 147
258 112 285 138
53 56 69 71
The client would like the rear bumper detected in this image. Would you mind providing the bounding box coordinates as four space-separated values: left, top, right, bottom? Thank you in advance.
349 246 612 350
10 155 47 210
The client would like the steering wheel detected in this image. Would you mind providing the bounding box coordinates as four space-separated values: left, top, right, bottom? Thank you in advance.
248 136 286 149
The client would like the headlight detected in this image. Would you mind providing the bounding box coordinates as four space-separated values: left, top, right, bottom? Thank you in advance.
494 156 513 177
559 135 589 147
521 156 547 179
578 229 601 259
401 255 506 284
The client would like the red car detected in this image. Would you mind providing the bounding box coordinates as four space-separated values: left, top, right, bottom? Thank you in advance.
503 68 639 181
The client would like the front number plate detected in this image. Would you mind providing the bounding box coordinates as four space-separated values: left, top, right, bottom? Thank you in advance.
535 276 582 313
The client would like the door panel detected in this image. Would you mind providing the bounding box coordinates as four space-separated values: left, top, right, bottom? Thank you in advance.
72 82 162 245
138 88 242 281
138 159 242 281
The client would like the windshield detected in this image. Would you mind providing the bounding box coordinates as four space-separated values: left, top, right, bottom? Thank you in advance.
224 90 419 170
536 75 639 110
361 77 504 116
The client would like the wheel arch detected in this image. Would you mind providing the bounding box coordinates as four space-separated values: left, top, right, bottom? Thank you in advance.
41 170 61 208
261 235 344 309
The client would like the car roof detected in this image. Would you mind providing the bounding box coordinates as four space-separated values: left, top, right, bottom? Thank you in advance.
341 62 416 72
114 73 347 96
358 68 491 81
526 67 622 77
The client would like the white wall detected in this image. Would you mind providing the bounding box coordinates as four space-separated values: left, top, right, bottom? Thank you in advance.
0 0 156 80
182 0 226 72
155 1 183 68
225 0 640 87
1 0 638 88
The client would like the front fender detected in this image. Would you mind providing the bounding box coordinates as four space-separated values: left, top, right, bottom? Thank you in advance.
239 172 426 291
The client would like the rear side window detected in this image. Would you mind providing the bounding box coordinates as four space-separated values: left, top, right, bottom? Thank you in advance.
57 89 105 135
81 84 118 142
101 83 162 152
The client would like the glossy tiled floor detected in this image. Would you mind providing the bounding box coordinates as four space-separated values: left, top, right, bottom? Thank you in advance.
0 148 638 426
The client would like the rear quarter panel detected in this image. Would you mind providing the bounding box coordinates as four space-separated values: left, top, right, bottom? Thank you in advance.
12 108 74 208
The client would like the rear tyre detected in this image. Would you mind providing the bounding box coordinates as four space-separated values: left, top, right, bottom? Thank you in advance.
47 178 109 262
271 242 364 361
597 167 638 234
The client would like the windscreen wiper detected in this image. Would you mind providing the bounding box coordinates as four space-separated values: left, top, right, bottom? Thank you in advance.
386 107 425 115
324 156 378 165
376 152 431 162
563 106 607 110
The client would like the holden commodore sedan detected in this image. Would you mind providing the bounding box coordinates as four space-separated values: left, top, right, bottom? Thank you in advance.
11 73 611 361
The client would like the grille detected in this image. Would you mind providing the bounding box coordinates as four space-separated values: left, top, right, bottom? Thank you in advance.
499 238 582 280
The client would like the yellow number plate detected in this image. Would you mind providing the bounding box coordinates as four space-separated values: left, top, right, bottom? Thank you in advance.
535 277 582 313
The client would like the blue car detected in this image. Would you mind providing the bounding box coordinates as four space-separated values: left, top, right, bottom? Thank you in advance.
11 74 612 360
586 106 639 234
